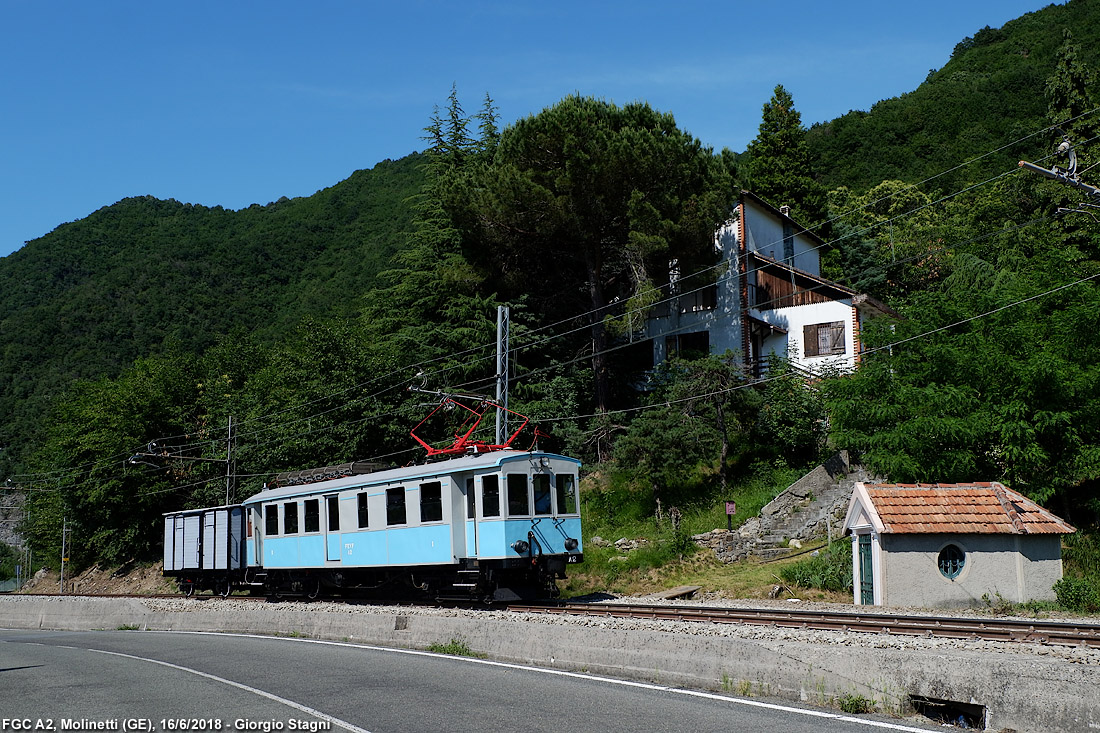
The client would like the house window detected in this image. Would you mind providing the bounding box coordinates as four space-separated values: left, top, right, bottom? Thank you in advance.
938 544 965 579
804 322 845 357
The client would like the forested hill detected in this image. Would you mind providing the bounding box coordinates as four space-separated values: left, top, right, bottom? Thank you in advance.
0 154 424 472
0 0 1095 480
808 0 1100 194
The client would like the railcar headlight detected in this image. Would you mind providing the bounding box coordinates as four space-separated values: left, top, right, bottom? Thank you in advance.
511 540 530 554
564 537 578 551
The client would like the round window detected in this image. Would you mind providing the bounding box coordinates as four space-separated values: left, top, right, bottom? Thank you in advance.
938 544 965 579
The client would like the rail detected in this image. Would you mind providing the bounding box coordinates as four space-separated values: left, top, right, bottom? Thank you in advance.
506 601 1100 649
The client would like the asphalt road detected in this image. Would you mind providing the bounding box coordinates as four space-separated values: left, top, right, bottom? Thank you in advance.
1 629 939 733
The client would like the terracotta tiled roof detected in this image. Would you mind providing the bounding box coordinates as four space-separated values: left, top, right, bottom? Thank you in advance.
862 482 1075 535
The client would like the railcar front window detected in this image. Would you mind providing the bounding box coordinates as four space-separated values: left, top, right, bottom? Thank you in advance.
304 499 320 533
556 474 578 514
420 481 443 523
284 502 299 535
533 474 552 515
507 474 529 516
482 476 500 517
265 505 279 535
387 487 407 526
327 496 340 531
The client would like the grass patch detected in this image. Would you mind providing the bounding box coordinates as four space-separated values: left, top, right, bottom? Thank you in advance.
562 539 850 602
566 464 820 599
426 638 484 658
116 624 140 631
778 538 853 593
838 692 873 714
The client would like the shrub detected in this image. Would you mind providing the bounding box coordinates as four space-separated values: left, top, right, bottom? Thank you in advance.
1054 577 1100 613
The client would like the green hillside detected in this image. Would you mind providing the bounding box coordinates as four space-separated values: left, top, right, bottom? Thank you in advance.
0 154 424 474
807 0 1100 195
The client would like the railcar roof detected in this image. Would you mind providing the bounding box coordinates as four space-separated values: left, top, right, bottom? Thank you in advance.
242 449 580 505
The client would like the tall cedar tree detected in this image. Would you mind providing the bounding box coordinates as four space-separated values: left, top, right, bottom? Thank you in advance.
745 85 828 236
453 95 736 418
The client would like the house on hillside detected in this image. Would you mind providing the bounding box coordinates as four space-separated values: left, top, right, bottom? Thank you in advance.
843 481 1075 608
644 190 896 374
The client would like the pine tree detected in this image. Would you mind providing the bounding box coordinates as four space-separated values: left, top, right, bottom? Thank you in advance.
744 85 828 235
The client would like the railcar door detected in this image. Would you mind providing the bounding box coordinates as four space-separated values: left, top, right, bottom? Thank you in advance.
465 477 478 556
324 494 341 562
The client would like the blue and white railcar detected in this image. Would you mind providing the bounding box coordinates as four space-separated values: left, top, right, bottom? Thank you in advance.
240 449 583 601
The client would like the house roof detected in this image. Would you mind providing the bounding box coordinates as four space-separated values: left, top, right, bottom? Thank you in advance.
846 482 1075 535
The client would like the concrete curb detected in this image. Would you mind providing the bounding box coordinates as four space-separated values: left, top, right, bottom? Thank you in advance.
2 595 1096 733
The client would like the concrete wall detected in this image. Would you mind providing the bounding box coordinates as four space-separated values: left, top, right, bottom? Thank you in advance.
741 198 821 276
880 533 1063 607
753 298 857 372
1 595 1097 733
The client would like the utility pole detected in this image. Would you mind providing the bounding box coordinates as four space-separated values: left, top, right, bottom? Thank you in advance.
59 517 70 594
1019 136 1100 216
225 415 235 505
495 306 510 446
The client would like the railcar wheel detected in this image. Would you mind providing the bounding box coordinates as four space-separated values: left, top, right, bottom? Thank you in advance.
182 582 195 598
306 579 321 600
219 579 232 598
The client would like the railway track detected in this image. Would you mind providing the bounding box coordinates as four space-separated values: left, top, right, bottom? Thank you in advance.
15 591 1100 649
507 601 1100 649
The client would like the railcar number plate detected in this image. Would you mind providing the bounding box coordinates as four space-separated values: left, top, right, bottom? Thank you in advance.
566 554 583 564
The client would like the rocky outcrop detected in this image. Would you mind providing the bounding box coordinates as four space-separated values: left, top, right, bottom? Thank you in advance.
693 451 876 563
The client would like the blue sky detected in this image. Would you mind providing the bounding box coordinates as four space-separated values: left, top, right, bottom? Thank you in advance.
0 1 1054 258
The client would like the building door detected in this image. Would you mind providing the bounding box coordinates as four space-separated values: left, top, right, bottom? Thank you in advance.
858 533 874 605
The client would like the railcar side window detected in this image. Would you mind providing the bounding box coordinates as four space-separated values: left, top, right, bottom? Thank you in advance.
533 474 552 515
387 487 407 526
556 474 578 514
265 505 279 536
284 502 299 534
420 481 443 523
304 499 320 533
507 474 529 516
327 496 340 531
482 476 500 517
357 492 370 529
466 478 475 519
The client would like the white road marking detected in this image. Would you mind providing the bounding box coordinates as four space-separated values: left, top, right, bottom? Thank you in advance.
161 631 937 733
84 647 372 733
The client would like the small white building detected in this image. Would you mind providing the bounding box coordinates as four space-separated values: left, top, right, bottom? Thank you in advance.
844 481 1075 608
645 190 896 374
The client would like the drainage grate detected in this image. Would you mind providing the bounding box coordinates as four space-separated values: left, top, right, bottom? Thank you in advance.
909 695 985 729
